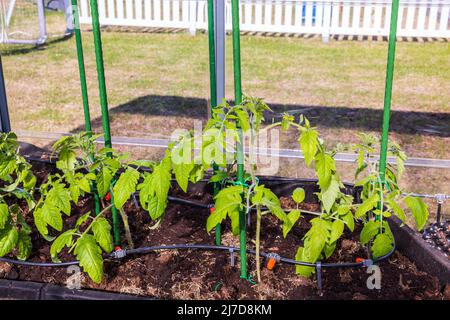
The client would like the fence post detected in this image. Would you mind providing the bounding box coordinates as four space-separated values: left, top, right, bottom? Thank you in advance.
215 0 226 102
322 0 332 42
37 0 47 44
189 0 197 35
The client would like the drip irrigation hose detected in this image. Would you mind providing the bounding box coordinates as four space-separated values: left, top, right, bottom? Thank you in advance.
0 242 395 270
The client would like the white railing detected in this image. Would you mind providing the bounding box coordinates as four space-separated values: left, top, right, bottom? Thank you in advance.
78 0 450 38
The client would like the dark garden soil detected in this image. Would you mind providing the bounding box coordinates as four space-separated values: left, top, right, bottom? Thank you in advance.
0 161 448 300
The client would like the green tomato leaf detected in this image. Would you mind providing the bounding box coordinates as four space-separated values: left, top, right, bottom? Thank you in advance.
91 217 113 253
330 219 344 243
404 196 429 231
321 176 340 213
47 183 71 216
341 211 355 232
42 204 63 232
360 220 381 245
315 153 335 189
50 229 75 262
295 247 315 277
292 188 305 204
74 234 104 284
17 230 32 261
96 166 113 198
0 203 9 229
282 209 301 238
113 167 140 209
355 193 379 219
371 233 394 258
0 226 18 257
299 127 319 167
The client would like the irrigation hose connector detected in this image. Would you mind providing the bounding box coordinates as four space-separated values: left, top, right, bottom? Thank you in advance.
229 248 235 267
111 248 127 259
316 261 323 295
435 194 447 205
356 257 374 267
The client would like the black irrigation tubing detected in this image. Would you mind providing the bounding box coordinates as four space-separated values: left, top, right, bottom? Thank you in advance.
6 156 396 272
0 242 396 269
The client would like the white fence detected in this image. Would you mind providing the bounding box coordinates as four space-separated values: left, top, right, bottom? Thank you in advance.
78 0 450 38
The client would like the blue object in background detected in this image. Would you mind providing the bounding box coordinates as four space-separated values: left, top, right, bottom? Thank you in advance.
301 2 317 24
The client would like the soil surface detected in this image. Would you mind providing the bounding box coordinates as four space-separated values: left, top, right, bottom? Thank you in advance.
0 161 448 300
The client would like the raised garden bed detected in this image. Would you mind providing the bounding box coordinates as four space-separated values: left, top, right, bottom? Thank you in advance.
0 160 448 300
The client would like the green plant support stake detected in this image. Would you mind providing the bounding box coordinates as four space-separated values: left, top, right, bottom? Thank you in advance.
89 0 120 246
378 0 400 221
231 0 247 280
71 0 100 216
207 0 221 246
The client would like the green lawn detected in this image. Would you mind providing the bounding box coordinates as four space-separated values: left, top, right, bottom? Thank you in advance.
1 15 449 204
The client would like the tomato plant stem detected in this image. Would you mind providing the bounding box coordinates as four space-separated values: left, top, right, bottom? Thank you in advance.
119 208 134 249
256 206 262 283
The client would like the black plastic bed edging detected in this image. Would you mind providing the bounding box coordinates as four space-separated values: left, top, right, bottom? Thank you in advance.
0 279 152 300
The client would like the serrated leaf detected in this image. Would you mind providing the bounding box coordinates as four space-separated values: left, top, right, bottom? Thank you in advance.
0 226 18 257
209 171 228 183
96 166 113 198
78 176 91 193
171 143 193 193
282 209 301 238
33 208 49 238
387 198 406 223
321 176 340 213
91 217 113 253
295 247 315 277
302 218 330 265
207 186 243 234
138 158 171 220
113 168 139 209
47 183 71 216
235 109 250 132
323 241 337 259
0 157 16 180
330 219 344 243
371 233 394 258
42 204 63 231
341 211 355 232
355 193 379 218
17 230 32 261
315 153 335 189
299 128 319 167
56 148 77 171
360 220 380 245
0 203 8 229
404 196 429 231
69 184 81 204
292 188 305 204
75 212 91 228
74 234 104 284
50 229 75 261
147 195 168 220
206 208 227 233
